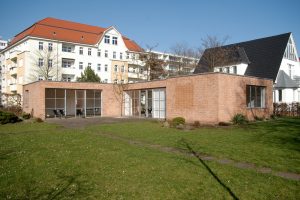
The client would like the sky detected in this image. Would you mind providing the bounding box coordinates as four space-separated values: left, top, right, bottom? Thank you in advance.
0 0 299 52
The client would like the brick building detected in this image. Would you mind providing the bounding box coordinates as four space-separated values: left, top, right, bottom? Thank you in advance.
23 73 273 124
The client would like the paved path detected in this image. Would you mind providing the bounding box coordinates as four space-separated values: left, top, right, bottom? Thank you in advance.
95 131 300 181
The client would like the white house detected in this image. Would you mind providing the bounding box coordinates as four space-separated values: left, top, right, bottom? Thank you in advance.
194 33 300 103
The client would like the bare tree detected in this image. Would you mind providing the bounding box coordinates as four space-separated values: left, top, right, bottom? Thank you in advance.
138 44 167 81
1 93 22 107
170 42 200 59
169 42 200 76
111 61 130 115
29 47 60 81
198 35 232 72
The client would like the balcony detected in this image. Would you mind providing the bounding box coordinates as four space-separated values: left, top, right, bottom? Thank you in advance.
10 83 17 92
127 72 138 79
9 66 17 76
9 50 21 61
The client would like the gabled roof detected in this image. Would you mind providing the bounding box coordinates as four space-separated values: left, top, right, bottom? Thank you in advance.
274 70 298 88
7 17 143 52
194 33 291 81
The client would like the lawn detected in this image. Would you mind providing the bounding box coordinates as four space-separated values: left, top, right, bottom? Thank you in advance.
0 118 299 199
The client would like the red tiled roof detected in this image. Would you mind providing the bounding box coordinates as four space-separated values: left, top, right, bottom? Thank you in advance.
9 17 143 52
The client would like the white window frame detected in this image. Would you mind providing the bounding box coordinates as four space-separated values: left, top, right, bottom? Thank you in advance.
104 35 110 44
38 58 44 67
112 36 118 45
39 42 43 50
79 62 83 70
48 43 53 51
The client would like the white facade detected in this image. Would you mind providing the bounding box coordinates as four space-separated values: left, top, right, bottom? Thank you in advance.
274 35 300 103
0 39 7 50
151 50 199 75
212 34 300 103
1 28 132 84
0 39 8 104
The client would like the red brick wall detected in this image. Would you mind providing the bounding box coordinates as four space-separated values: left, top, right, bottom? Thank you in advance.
23 73 273 123
23 81 122 119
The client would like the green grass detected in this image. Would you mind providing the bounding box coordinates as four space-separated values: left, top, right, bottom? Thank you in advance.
90 118 300 174
0 118 299 199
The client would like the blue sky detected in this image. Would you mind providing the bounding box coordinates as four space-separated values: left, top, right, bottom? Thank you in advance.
0 0 299 52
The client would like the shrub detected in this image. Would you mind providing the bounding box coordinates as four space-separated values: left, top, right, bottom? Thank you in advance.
193 121 201 128
218 121 231 126
0 111 22 124
254 116 264 121
1 106 23 116
172 117 185 127
22 113 31 119
35 118 44 123
270 114 277 119
231 114 248 125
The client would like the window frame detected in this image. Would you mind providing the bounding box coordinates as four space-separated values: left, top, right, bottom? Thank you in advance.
246 85 266 108
104 35 110 44
79 62 83 70
38 58 44 67
112 36 118 45
39 42 43 50
48 43 53 51
48 59 53 68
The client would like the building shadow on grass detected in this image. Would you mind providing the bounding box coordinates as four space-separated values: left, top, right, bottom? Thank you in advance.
179 139 239 200
23 172 89 199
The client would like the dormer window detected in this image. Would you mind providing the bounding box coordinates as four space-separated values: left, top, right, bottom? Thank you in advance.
104 35 110 44
112 37 118 45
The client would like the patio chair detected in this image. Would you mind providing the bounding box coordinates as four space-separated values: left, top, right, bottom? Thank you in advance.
76 109 83 117
59 109 66 118
53 110 60 118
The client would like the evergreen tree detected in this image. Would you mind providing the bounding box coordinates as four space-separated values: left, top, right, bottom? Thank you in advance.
77 66 101 82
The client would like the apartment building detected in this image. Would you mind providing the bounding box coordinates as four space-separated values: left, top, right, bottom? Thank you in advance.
0 17 143 103
0 39 8 105
151 51 199 76
0 39 8 50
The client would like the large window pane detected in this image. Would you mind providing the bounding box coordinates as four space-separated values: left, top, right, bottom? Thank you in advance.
46 99 55 108
45 89 55 98
246 85 266 108
56 89 65 98
86 90 94 98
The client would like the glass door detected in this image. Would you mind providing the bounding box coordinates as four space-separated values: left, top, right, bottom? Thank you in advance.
75 90 85 117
